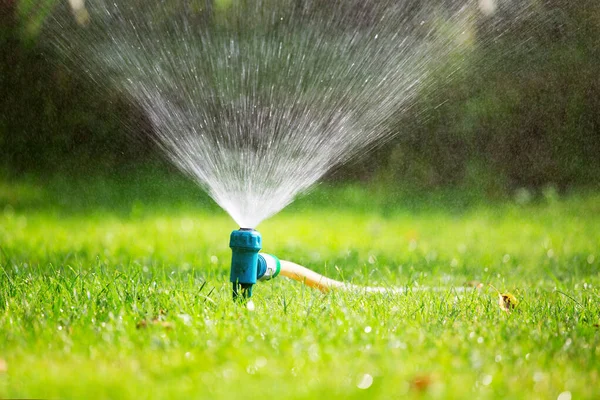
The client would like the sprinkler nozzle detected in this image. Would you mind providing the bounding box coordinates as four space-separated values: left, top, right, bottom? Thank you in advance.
229 228 261 299
229 229 280 300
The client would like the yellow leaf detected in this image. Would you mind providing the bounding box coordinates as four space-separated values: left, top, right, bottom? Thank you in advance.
498 292 519 313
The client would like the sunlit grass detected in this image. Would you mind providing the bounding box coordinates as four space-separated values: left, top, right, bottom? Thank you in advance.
1 170 599 399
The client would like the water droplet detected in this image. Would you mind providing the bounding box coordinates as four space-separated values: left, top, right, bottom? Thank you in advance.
557 391 571 400
478 0 497 16
255 357 268 368
180 218 194 232
389 340 406 349
481 374 492 386
356 374 373 389
308 344 320 362
408 240 418 252
364 326 372 333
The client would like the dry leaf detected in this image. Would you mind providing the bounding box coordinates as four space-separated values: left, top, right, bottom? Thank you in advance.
465 280 484 289
136 320 147 329
136 319 174 330
410 374 433 392
153 320 174 330
489 284 519 313
498 292 519 312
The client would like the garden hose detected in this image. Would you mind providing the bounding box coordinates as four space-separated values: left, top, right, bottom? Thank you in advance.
278 259 400 293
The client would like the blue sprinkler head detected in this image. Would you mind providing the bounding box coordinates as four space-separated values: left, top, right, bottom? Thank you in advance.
229 229 280 300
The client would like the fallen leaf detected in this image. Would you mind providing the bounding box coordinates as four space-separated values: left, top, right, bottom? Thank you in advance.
410 374 433 392
136 319 174 330
498 292 519 312
153 320 174 330
464 280 484 289
489 284 519 313
136 320 147 329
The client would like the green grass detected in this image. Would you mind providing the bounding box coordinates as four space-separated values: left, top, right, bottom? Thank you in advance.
1 169 599 399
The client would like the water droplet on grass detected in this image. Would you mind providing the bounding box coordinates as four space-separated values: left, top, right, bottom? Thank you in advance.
557 391 571 400
481 374 492 386
255 357 268 368
356 373 373 389
408 240 418 252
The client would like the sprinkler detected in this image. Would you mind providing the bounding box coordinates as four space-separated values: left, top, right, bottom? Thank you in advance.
229 229 473 300
229 229 280 300
229 228 396 300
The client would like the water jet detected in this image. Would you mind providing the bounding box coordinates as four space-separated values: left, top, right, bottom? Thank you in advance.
43 0 528 301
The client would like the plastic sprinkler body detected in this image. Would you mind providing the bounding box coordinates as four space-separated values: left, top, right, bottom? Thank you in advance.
229 229 262 300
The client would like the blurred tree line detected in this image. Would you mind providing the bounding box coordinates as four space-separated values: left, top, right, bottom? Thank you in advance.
1 0 598 193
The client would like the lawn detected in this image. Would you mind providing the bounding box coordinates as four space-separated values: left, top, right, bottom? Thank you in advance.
1 169 599 399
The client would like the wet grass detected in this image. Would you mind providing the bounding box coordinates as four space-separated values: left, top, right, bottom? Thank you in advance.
1 169 599 399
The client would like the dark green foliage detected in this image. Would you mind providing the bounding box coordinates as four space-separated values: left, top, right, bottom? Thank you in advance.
376 0 600 191
1 0 598 190
0 0 153 174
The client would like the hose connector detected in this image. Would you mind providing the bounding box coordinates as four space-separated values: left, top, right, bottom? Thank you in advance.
257 253 281 281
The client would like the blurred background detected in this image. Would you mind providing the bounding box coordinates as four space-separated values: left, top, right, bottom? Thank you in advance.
1 0 599 201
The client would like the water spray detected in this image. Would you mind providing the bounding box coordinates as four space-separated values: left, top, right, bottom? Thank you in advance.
47 1 515 301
